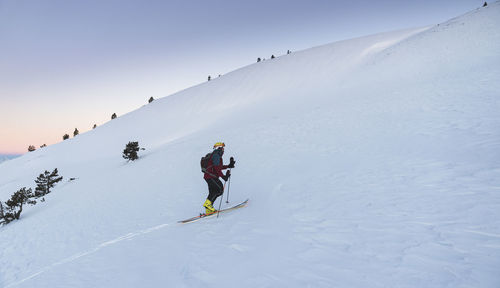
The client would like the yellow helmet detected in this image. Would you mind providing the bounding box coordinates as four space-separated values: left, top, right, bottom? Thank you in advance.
213 142 225 149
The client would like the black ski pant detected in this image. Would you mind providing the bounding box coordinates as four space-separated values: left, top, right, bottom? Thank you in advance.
205 178 224 204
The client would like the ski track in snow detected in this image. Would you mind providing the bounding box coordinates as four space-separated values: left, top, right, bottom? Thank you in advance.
4 222 174 288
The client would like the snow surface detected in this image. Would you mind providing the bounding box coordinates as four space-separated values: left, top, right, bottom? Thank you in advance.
0 155 20 165
1 3 500 288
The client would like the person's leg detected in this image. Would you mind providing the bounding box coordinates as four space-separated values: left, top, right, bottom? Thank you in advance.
207 178 224 203
204 178 223 213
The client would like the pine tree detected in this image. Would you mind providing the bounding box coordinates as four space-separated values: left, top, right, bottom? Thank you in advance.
483 2 488 7
93 124 97 129
0 201 5 225
34 168 63 199
122 141 141 161
3 187 36 223
112 113 117 120
149 97 154 103
73 128 79 137
63 134 70 140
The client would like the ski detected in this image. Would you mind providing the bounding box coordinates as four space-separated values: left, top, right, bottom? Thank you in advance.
178 199 249 224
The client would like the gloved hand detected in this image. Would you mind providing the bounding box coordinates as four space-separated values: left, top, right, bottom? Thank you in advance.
228 157 236 168
222 170 231 181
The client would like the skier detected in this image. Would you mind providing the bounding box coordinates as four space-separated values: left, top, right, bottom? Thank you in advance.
203 142 235 214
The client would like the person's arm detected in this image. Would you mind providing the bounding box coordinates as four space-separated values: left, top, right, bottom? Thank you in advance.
223 157 236 169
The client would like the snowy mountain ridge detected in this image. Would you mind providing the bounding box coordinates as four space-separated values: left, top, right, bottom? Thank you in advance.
1 3 500 287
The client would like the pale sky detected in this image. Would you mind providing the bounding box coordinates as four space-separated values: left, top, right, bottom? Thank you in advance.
0 0 481 154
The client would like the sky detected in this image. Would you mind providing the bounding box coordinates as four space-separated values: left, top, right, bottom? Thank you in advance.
0 0 482 155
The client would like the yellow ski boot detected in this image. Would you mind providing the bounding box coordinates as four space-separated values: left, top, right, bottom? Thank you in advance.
203 199 216 215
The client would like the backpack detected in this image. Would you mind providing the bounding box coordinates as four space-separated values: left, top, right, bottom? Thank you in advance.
200 152 213 173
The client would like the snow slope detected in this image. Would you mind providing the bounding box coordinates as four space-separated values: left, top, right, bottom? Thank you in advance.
0 155 20 164
1 3 500 287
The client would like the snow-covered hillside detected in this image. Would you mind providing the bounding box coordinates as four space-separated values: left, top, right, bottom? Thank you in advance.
0 155 20 164
1 3 500 288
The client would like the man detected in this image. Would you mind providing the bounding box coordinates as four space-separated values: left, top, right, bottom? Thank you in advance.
203 142 235 214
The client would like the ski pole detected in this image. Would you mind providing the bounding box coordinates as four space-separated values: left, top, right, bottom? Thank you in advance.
217 180 227 218
226 169 232 203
